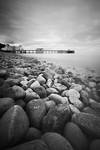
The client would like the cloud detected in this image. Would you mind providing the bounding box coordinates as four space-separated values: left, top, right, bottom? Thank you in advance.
0 0 100 50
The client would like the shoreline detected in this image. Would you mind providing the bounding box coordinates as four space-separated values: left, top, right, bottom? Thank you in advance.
0 52 100 149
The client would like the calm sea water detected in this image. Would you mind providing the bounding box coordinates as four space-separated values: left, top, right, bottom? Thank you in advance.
22 51 100 75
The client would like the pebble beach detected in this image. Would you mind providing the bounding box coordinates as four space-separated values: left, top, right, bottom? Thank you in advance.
0 51 100 150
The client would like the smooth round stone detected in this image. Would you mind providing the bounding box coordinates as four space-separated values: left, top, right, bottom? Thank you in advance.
0 105 29 149
48 93 67 104
0 97 15 117
72 112 100 138
70 83 82 92
64 122 88 150
24 88 40 103
69 97 84 110
37 74 46 85
33 86 47 98
6 140 49 150
7 85 26 100
68 89 80 98
46 87 59 95
80 90 89 105
69 104 80 114
45 100 56 111
89 139 100 150
23 127 41 142
26 99 46 128
42 132 74 150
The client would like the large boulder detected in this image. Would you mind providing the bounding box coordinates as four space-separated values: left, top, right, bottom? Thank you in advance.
26 99 46 128
72 112 100 138
64 122 88 150
6 140 49 150
0 105 29 149
0 97 15 117
42 132 73 150
42 104 71 133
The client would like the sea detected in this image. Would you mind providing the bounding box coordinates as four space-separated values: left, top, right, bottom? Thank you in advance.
22 50 100 76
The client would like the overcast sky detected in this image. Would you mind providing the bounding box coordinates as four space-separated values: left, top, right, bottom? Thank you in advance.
0 0 100 50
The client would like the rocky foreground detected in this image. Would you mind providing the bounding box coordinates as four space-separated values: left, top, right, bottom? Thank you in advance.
0 52 100 150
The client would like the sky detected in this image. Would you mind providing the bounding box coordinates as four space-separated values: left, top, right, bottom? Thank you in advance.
0 0 100 50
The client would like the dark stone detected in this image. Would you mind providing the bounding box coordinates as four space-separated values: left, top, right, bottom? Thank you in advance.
0 97 15 117
5 78 21 87
24 88 40 103
15 99 25 108
64 122 88 150
89 139 100 150
0 78 4 86
72 112 100 138
26 99 46 128
60 78 71 89
0 105 29 149
23 127 41 142
6 140 49 150
7 85 26 100
33 86 47 98
42 104 71 133
45 100 56 111
80 90 89 105
42 132 73 150
82 107 100 117
0 69 8 79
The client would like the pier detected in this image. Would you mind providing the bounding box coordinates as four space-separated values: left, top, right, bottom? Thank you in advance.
15 49 75 54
